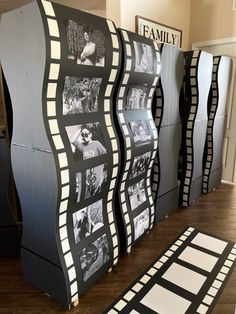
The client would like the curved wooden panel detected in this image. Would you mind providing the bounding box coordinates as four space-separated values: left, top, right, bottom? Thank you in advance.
203 56 232 193
115 29 161 253
152 44 184 221
179 50 213 207
0 0 121 308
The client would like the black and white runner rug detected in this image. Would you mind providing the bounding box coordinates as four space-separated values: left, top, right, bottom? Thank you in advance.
104 227 236 314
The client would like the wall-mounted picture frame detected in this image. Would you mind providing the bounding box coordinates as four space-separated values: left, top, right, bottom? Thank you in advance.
136 15 182 48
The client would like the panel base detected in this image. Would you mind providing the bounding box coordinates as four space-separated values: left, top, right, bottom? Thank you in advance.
188 176 203 206
204 167 222 194
0 225 21 257
155 187 180 222
21 247 70 309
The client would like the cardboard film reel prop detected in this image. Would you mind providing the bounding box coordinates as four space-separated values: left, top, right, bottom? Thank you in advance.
0 131 20 256
115 29 161 254
152 44 184 221
202 56 232 194
179 50 213 207
0 0 122 308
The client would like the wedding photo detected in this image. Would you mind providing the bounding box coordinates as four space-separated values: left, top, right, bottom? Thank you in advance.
129 120 151 147
65 123 107 161
80 233 109 281
134 208 149 240
126 84 148 110
66 19 105 67
128 179 147 211
73 199 104 243
63 76 102 115
133 41 154 74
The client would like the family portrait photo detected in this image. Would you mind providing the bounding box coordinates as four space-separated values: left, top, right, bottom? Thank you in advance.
126 84 148 110
85 163 108 199
66 19 105 67
130 151 151 179
129 120 151 147
73 199 104 244
134 208 149 240
65 123 107 161
63 76 102 115
133 41 154 74
80 234 109 281
128 179 147 211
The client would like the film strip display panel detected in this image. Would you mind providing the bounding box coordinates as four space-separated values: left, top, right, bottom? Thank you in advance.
39 0 121 307
105 227 236 314
152 44 184 221
116 29 161 253
202 56 232 194
179 50 213 207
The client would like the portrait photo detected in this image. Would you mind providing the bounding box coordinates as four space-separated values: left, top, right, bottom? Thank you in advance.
133 41 154 74
85 163 108 199
80 233 109 281
63 76 102 115
66 19 105 67
65 123 107 161
128 179 147 211
129 120 151 147
126 84 148 110
134 208 149 240
130 151 151 179
73 199 104 244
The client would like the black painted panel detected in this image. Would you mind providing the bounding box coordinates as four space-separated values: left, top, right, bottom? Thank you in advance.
0 0 122 308
179 50 213 206
202 56 232 193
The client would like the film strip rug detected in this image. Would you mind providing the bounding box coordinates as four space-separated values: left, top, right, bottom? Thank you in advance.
104 227 236 314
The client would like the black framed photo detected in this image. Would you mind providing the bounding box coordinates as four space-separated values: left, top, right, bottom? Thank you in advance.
65 123 107 161
133 41 154 74
130 151 151 179
63 77 102 115
134 208 149 240
80 233 109 281
66 19 106 66
85 163 108 199
128 179 146 211
126 84 148 110
129 120 151 147
73 199 104 243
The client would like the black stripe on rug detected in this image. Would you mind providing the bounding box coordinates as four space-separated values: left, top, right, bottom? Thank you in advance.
104 227 236 314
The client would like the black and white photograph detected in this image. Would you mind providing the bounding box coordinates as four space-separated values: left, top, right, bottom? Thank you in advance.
129 120 151 147
65 123 107 161
134 208 149 240
130 151 151 179
133 41 154 74
73 199 104 243
126 84 148 110
75 172 82 203
128 179 147 211
80 233 109 281
63 76 102 115
85 163 108 199
66 19 105 67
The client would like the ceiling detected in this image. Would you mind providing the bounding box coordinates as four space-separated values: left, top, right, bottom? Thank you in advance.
0 0 106 13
